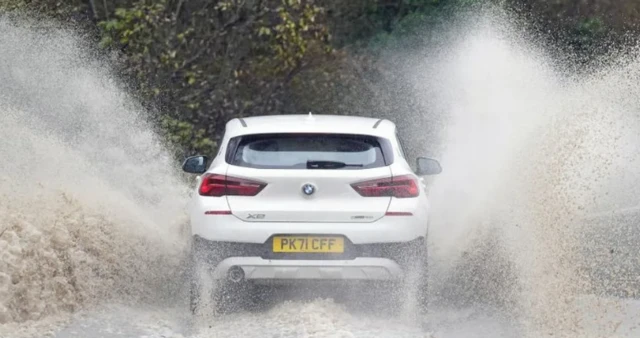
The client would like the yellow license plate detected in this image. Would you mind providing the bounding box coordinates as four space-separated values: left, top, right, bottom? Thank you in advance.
272 236 344 253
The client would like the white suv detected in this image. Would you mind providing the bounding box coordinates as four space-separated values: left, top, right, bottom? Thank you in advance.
182 114 441 313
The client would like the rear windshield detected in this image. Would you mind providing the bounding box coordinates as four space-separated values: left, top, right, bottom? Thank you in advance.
228 134 388 169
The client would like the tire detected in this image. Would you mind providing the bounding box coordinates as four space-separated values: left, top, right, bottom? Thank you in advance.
189 276 201 314
414 249 429 313
405 240 429 314
189 248 206 315
189 238 267 315
366 241 429 315
211 281 267 314
383 282 407 315
190 263 244 315
211 281 239 314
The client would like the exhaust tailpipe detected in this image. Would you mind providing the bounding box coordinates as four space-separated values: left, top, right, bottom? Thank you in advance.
228 266 245 283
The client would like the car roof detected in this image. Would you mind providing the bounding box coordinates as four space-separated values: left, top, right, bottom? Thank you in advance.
224 114 396 138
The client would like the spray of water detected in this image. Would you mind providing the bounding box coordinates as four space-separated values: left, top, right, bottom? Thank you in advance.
0 15 190 326
417 8 640 336
1 6 640 338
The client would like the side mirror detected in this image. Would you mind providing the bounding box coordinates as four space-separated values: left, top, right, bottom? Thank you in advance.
182 155 209 174
416 157 442 176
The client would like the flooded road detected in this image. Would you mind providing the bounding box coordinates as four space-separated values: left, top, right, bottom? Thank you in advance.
2 7 640 338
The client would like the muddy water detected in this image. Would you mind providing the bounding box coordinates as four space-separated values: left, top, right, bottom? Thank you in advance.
1 7 639 338
406 9 640 337
0 16 190 329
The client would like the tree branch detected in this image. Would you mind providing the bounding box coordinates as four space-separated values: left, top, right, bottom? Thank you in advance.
174 0 185 22
87 0 98 20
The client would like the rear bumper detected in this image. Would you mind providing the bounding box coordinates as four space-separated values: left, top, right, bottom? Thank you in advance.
211 257 404 282
193 235 425 281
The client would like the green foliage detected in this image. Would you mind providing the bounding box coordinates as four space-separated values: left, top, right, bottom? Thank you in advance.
362 0 479 53
160 116 216 156
0 0 24 11
96 0 334 156
3 0 640 157
0 0 76 17
573 17 607 47
510 0 640 57
0 0 117 20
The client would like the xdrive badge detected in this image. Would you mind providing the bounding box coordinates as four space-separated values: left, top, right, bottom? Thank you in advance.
302 183 316 196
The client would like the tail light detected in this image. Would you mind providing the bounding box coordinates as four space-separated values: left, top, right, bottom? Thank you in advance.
351 175 420 198
199 173 266 197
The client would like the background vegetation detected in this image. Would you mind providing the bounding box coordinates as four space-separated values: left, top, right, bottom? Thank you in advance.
2 0 639 157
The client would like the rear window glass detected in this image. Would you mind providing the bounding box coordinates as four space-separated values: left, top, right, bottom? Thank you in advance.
229 134 387 169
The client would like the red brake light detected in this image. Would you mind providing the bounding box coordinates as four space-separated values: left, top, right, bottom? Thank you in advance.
351 175 419 198
199 174 266 197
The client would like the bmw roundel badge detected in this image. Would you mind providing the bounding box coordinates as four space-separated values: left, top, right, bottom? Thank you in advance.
302 183 316 196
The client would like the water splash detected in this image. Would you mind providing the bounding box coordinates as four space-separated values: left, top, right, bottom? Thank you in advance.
414 9 640 335
0 15 190 324
1 6 639 338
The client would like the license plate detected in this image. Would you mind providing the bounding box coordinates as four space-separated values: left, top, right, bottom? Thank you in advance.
272 236 344 253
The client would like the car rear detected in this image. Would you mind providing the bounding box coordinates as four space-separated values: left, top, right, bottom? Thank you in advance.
191 130 429 285
223 133 395 223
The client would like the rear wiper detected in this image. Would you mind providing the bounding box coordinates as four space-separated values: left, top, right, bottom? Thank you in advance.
306 160 364 169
